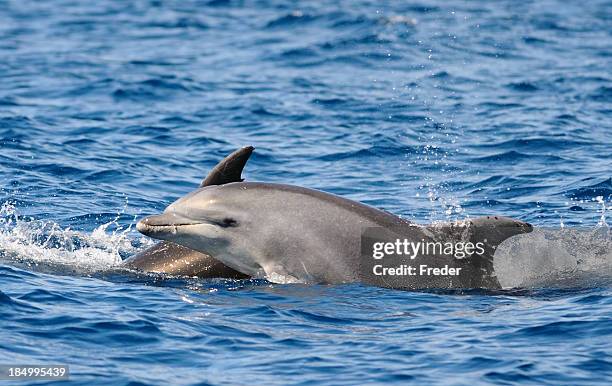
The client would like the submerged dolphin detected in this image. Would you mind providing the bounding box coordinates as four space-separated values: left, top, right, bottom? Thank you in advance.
122 147 254 279
136 152 533 289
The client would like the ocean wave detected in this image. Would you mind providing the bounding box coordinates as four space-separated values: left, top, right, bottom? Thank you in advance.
566 178 612 201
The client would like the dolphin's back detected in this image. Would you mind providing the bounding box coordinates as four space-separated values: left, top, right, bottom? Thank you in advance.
226 182 412 228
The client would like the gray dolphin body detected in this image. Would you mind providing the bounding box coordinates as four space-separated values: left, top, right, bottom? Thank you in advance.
122 147 253 279
136 179 533 289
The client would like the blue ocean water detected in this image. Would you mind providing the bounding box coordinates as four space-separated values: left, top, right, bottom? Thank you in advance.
0 0 611 384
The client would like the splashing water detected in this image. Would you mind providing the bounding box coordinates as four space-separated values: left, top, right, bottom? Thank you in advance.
494 226 612 288
0 201 151 273
596 196 608 227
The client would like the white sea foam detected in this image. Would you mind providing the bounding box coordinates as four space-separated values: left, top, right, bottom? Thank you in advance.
0 201 153 272
494 226 612 288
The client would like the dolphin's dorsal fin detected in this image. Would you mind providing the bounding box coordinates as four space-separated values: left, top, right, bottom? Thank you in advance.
200 146 254 187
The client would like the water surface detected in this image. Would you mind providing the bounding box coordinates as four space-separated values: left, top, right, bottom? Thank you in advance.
1 0 611 384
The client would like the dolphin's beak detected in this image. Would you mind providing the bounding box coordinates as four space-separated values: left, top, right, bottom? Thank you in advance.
518 220 533 234
470 216 533 234
499 218 533 234
136 212 201 237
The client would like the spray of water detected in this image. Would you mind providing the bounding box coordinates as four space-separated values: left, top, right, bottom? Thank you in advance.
494 225 612 288
0 201 153 272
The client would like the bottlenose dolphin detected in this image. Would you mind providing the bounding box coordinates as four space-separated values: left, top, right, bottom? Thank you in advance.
122 147 254 279
136 156 533 289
